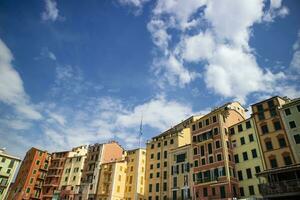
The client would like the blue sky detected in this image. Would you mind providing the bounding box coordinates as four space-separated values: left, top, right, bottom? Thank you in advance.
0 0 299 158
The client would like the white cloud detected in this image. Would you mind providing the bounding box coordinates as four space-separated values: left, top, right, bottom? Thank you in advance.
0 39 42 120
118 0 149 8
42 0 59 22
263 0 289 22
48 112 66 126
0 119 32 130
290 30 300 71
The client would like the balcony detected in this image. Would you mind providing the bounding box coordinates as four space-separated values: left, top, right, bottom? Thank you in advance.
30 194 41 199
259 179 300 197
195 177 218 184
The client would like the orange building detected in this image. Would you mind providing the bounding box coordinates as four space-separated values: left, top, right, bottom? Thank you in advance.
42 151 69 200
7 148 50 200
191 102 246 199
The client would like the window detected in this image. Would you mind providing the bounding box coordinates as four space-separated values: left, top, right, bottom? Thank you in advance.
164 141 167 146
193 136 197 142
151 154 154 159
208 143 212 154
238 171 243 180
158 143 161 148
234 154 239 163
252 149 257 158
258 112 265 120
270 108 277 117
173 177 177 187
214 128 219 135
1 158 5 163
6 169 11 174
246 121 251 129
194 160 199 167
243 152 248 161
157 163 160 168
164 171 167 179
257 104 263 111
200 146 205 156
193 148 198 155
203 188 208 197
289 121 297 129
150 164 153 169
170 139 174 144
284 155 292 165
36 160 40 165
205 119 209 126
270 158 278 168
297 105 300 112
240 137 245 145
265 140 273 150
163 182 167 191
209 156 213 163
201 158 206 165
213 116 217 123
216 141 221 149
149 173 153 179
164 161 167 167
199 121 202 128
230 128 235 135
156 172 160 178
261 125 269 134
149 184 152 192
239 187 245 196
26 188 30 193
157 152 160 160
246 168 252 179
151 144 154 149
255 166 261 174
273 121 282 131
238 124 243 132
268 100 275 108
192 124 196 131
249 185 255 195
285 108 291 115
164 151 167 159
217 154 222 161
294 134 300 144
249 134 254 142
278 137 287 148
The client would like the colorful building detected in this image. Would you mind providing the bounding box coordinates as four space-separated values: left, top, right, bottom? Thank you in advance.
56 145 88 200
42 151 69 200
124 148 146 200
191 102 246 199
145 116 201 200
96 159 127 200
7 148 50 200
77 141 124 200
168 144 193 200
229 118 266 199
279 98 300 163
0 148 21 200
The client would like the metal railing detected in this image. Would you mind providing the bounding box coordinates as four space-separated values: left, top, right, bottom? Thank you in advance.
259 179 300 196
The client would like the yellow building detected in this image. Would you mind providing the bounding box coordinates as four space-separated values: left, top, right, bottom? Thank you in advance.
0 148 21 200
279 98 300 163
251 96 295 169
58 145 88 199
124 148 146 200
145 116 201 200
229 118 266 199
96 159 127 200
168 144 193 200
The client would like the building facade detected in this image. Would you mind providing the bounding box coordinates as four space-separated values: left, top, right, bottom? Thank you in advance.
96 159 127 200
229 118 266 199
192 102 246 199
279 98 300 163
0 149 21 200
42 151 69 200
77 141 124 200
7 148 50 200
145 116 201 200
56 145 88 200
124 148 146 200
168 144 193 200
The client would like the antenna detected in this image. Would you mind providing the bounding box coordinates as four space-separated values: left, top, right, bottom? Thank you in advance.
139 113 143 148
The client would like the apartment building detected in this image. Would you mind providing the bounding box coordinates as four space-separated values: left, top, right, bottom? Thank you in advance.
145 116 201 200
42 151 69 200
0 149 21 200
252 96 300 199
7 148 50 200
168 144 193 200
124 148 146 200
279 98 300 163
192 102 246 199
96 159 127 200
229 118 266 199
77 141 124 200
55 145 88 200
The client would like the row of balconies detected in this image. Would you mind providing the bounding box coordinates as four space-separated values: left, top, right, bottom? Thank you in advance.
259 179 300 196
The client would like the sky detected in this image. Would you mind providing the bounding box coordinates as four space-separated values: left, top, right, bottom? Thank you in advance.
0 0 299 158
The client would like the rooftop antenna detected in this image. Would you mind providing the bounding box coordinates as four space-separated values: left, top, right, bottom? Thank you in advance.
139 113 143 148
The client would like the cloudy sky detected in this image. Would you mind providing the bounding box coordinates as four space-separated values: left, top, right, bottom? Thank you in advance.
0 0 299 158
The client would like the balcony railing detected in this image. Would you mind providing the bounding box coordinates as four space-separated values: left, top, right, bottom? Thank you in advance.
259 179 300 196
195 176 218 184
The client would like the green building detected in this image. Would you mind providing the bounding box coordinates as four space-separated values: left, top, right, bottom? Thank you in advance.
0 148 21 200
